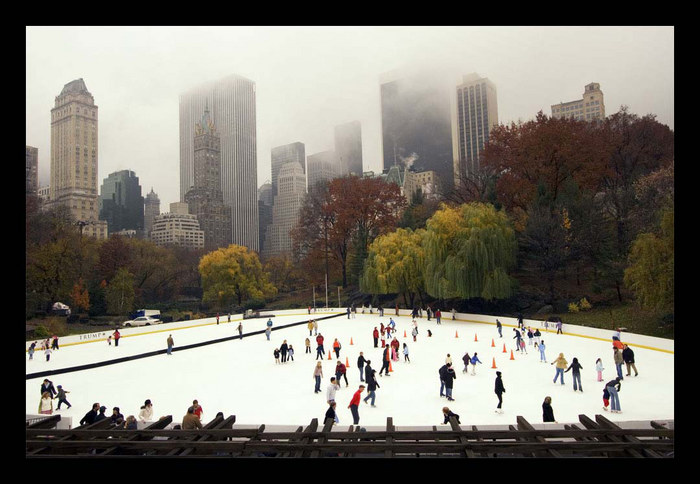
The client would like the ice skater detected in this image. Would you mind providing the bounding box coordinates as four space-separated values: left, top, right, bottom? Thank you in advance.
403 343 410 362
113 329 120 347
496 319 503 338
538 340 547 362
542 396 555 422
363 369 379 407
326 377 340 404
513 328 522 352
348 385 365 425
335 360 349 387
470 352 482 375
605 377 622 413
288 345 295 361
622 344 639 377
378 345 391 376
551 353 568 385
534 328 542 345
442 363 457 401
39 392 54 415
325 401 339 425
613 347 624 380
462 352 471 373
373 327 379 347
28 341 36 360
333 338 342 359
313 362 324 393
280 340 289 363
238 322 243 339
565 357 584 392
55 385 72 410
273 347 281 364
166 334 174 355
494 371 506 414
595 358 605 382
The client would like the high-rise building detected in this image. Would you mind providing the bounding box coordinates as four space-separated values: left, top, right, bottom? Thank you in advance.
144 188 160 239
380 70 454 192
26 146 39 195
99 170 144 235
334 121 363 176
271 142 305 196
263 162 306 258
184 106 233 252
307 151 340 193
179 74 258 251
150 202 204 249
452 73 499 182
258 182 273 253
48 78 107 239
551 82 605 122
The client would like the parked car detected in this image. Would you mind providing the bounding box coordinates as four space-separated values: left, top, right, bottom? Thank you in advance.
123 316 162 327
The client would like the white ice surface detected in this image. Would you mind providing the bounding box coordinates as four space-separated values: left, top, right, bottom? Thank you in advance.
26 311 674 429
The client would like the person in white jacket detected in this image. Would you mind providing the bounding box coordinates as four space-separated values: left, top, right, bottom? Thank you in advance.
138 399 153 423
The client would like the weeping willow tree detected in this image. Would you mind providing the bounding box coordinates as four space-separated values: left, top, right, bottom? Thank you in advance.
360 228 426 308
423 203 517 300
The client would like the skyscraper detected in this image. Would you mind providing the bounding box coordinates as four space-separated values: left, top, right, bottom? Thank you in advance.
380 70 454 192
271 142 305 196
99 170 144 235
263 161 306 258
179 74 258 251
307 151 340 193
184 106 233 252
334 121 363 176
144 188 161 239
26 146 38 195
49 78 107 239
452 73 499 182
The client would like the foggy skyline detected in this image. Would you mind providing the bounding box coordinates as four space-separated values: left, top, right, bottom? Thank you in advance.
26 26 674 209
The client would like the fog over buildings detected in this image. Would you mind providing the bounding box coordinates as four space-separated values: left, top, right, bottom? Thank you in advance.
26 26 674 212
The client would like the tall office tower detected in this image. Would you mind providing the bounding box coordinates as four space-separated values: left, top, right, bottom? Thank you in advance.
307 150 340 193
334 121 363 176
184 106 233 252
258 182 273 254
49 78 108 239
99 170 145 235
452 73 499 182
179 74 259 251
26 146 39 195
263 162 306 258
271 142 305 196
551 82 605 121
150 202 205 249
380 70 454 192
143 188 160 239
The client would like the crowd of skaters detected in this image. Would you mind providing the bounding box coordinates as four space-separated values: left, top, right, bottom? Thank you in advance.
29 306 646 428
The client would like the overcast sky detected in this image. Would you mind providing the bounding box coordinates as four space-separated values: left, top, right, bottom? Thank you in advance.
26 26 674 209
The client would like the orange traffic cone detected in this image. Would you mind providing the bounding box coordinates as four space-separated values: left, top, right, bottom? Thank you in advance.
492 357 497 369
491 338 495 347
350 337 354 345
455 331 459 338
503 344 507 353
404 330 407 337
474 333 478 342
328 350 332 360
510 350 515 360
389 360 393 372
346 356 349 367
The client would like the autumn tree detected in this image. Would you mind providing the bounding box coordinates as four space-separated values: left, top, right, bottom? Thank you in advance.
69 278 90 314
422 203 517 301
105 267 135 316
360 228 427 308
199 244 277 309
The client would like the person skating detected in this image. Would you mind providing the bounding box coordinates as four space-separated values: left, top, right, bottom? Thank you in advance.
605 377 623 413
348 385 365 425
496 319 502 338
332 338 342 359
534 328 541 345
335 360 349 387
288 345 295 361
513 328 522 352
166 334 174 355
494 371 506 414
565 357 584 392
538 340 547 362
442 407 460 425
273 347 281 364
403 343 410 362
55 385 71 410
462 352 471 374
613 347 624 380
622 344 639 377
305 337 311 354
308 320 314 336
41 379 57 398
595 358 605 382
551 353 568 385
378 345 391 376
280 340 289 363
326 377 340 405
238 322 243 339
357 352 367 382
39 392 54 415
363 369 379 407
313 362 324 393
325 401 339 425
442 363 457 401
470 352 482 375
316 334 325 360
113 329 121 347
373 327 379 348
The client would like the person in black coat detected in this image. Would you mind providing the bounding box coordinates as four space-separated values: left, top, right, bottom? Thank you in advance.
280 340 289 363
622 344 639 377
442 407 460 425
357 352 367 382
94 406 108 422
565 357 584 392
442 364 457 401
324 401 338 425
363 369 380 406
494 371 506 413
542 396 555 422
80 403 100 426
40 379 57 398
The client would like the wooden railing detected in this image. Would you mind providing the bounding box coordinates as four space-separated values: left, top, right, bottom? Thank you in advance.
26 414 673 458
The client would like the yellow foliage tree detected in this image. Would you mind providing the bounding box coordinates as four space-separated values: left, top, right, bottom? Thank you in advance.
199 244 277 309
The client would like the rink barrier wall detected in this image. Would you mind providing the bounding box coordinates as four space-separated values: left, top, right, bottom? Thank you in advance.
26 308 673 354
25 311 345 381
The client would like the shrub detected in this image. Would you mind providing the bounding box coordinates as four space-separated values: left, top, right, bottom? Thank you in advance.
579 297 592 311
568 302 580 313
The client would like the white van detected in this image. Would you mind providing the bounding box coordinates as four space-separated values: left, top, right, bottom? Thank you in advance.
135 309 161 318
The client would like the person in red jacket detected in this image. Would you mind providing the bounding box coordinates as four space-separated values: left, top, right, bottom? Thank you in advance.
335 360 348 387
348 385 365 424
372 327 379 348
113 329 121 347
316 334 325 360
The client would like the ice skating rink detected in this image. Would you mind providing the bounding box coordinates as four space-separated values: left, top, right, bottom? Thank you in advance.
25 310 674 429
